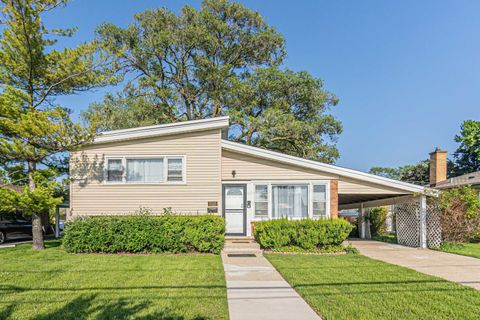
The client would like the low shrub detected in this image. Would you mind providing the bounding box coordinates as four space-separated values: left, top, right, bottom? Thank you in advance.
268 244 358 254
366 207 387 237
253 218 353 250
435 186 480 243
348 221 359 238
63 215 225 254
372 233 397 244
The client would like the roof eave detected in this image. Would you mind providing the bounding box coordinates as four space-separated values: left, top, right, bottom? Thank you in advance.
221 140 427 194
93 116 230 145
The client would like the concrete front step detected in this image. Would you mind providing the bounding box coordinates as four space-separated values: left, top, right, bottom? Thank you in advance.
224 242 261 249
223 249 264 256
223 239 263 256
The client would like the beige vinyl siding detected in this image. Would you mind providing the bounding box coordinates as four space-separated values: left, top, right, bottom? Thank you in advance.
222 149 407 196
338 178 406 194
221 150 338 180
70 129 222 216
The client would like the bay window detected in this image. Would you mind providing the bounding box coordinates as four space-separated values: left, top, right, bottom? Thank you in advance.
105 156 185 184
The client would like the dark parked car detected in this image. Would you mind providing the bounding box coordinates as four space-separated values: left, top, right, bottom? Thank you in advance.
0 213 32 244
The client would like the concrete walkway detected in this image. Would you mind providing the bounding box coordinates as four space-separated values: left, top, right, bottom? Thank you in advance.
350 239 480 290
222 240 320 320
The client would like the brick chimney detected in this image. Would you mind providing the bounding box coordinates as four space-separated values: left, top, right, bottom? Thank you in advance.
429 147 447 187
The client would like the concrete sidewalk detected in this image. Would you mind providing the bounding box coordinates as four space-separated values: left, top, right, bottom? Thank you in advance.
222 240 320 320
350 239 480 290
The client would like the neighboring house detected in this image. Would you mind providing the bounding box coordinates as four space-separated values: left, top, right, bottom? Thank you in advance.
429 148 480 197
0 184 23 193
69 117 427 236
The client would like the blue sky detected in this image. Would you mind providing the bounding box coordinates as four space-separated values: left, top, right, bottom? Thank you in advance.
45 0 480 171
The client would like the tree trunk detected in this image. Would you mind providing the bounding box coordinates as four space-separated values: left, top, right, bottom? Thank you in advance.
28 161 44 250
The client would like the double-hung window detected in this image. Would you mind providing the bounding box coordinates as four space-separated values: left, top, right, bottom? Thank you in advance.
254 185 268 216
167 158 183 182
105 156 185 183
106 159 123 182
312 184 327 218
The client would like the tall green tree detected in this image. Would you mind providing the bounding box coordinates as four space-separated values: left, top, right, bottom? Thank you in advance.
370 160 431 185
227 68 340 162
454 120 480 174
0 0 113 249
85 0 342 162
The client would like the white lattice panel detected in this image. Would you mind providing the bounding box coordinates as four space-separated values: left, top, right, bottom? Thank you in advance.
394 202 420 248
427 203 442 248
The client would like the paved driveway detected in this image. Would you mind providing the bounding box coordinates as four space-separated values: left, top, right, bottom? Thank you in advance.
350 239 480 290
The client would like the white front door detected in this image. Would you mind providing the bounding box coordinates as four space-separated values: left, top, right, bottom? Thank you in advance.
223 185 246 235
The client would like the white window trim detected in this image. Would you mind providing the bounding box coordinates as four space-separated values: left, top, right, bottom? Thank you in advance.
252 180 330 220
104 155 187 185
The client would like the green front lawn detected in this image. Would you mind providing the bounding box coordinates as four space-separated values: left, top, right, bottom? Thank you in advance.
267 254 480 320
0 241 228 320
435 242 480 259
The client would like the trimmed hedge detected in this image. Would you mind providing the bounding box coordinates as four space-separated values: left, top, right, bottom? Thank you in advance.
254 218 353 250
63 215 225 254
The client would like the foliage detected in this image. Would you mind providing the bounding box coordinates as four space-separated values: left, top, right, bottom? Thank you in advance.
0 172 61 215
0 240 228 320
348 221 359 237
435 186 480 243
88 0 283 122
0 185 18 213
253 218 352 250
0 0 114 248
85 0 341 162
369 160 431 185
227 67 341 162
370 119 480 183
454 120 480 174
372 233 397 244
365 207 387 237
436 242 480 259
63 215 225 254
268 244 358 254
266 254 480 320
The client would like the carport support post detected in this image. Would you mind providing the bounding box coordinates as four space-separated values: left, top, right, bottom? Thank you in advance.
419 195 427 249
55 206 60 239
359 203 366 239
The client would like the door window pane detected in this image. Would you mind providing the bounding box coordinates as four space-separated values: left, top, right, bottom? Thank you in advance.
272 185 308 218
107 159 123 182
126 159 163 182
254 185 268 216
225 186 244 210
167 158 183 182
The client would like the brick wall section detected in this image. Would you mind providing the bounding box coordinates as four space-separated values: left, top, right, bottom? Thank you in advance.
429 148 447 186
330 180 339 218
